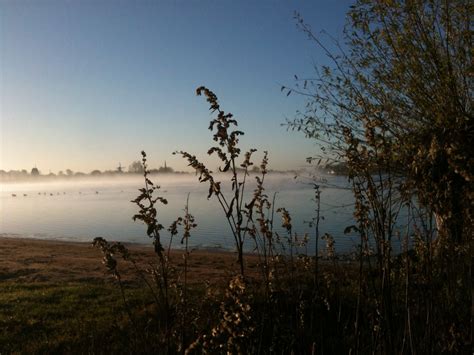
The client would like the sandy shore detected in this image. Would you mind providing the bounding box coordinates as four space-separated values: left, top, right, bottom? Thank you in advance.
0 236 255 284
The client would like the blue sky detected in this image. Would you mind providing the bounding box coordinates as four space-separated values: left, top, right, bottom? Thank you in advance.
1 0 352 173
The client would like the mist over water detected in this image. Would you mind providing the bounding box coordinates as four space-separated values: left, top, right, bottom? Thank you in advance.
0 174 371 253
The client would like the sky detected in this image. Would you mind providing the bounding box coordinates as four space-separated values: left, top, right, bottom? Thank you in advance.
0 0 353 174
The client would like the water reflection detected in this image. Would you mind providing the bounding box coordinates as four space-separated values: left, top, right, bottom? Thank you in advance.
0 174 365 253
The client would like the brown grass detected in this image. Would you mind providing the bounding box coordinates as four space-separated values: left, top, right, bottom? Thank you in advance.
0 236 259 285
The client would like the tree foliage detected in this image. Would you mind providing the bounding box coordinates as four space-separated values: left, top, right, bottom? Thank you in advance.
129 160 145 174
30 167 40 176
286 0 472 245
285 1 472 351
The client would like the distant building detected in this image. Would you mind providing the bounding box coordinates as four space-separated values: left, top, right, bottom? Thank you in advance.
158 161 173 173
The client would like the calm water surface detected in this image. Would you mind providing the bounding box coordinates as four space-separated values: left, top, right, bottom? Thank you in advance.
1 174 367 253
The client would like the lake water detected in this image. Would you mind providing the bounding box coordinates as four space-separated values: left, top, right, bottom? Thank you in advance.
1 174 369 254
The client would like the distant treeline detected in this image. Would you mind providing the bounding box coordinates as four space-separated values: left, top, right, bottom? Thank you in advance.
0 162 302 182
0 162 184 182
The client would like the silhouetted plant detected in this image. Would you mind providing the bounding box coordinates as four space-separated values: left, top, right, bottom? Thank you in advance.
175 86 264 276
93 150 201 352
186 275 255 354
130 151 172 325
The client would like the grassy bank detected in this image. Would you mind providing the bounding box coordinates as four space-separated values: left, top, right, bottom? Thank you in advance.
0 236 471 354
0 281 137 353
0 237 243 353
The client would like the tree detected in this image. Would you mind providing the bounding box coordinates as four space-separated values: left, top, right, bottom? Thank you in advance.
128 160 144 174
287 0 472 247
30 167 40 176
285 1 472 351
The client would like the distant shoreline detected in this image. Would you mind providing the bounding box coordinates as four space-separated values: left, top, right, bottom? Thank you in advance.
0 167 337 183
0 171 191 183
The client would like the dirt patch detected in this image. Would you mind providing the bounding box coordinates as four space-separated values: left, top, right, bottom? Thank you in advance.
0 236 258 284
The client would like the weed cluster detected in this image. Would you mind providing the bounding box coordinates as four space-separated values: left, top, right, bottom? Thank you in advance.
94 87 470 354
